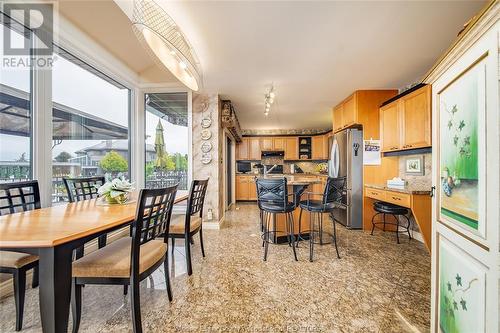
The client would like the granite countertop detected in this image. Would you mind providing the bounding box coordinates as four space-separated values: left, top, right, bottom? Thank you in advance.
365 183 431 195
256 175 320 186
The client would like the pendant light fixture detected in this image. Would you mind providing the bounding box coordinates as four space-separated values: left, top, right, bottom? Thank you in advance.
264 85 276 116
132 0 202 91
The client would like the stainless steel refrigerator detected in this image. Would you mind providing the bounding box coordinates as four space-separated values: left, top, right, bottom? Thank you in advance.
328 128 363 229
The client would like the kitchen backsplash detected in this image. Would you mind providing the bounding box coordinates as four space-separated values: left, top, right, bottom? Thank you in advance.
398 153 432 188
248 156 327 174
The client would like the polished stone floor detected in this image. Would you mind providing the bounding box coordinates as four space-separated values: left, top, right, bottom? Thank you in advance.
0 203 431 332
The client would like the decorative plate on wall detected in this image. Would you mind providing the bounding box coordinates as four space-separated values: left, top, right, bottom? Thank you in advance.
201 129 212 140
201 117 212 128
201 153 212 164
201 141 212 153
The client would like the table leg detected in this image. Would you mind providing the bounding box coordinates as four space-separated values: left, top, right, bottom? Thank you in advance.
38 244 73 333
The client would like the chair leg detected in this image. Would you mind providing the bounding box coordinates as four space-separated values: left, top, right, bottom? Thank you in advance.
164 256 173 302
32 265 39 288
370 213 379 235
309 212 315 262
405 215 412 240
199 228 206 258
332 215 340 259
263 213 271 261
296 208 303 247
185 236 193 275
288 213 298 261
319 213 324 245
71 279 82 333
285 214 292 247
171 238 175 255
262 212 267 248
98 234 107 248
190 237 194 245
13 270 26 331
383 213 386 231
130 275 142 333
75 246 84 260
394 215 400 244
123 285 128 296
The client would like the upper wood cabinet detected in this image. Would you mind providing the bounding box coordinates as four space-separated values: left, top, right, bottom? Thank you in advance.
333 93 359 132
273 137 285 151
342 95 357 128
236 138 249 160
312 135 327 160
401 85 431 149
260 138 273 151
333 105 343 132
380 102 401 152
284 137 298 160
380 85 432 153
248 138 261 160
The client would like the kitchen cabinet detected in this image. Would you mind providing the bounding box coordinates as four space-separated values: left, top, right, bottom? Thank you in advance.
312 135 326 160
236 137 249 160
273 137 285 151
260 138 273 151
401 85 431 149
380 102 401 152
248 138 261 160
380 85 431 153
236 175 256 201
333 105 343 132
333 93 359 132
342 94 357 128
284 137 298 160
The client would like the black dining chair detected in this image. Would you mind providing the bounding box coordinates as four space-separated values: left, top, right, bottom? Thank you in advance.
256 177 299 261
63 176 106 258
168 179 209 276
71 185 177 333
298 177 346 261
0 180 41 331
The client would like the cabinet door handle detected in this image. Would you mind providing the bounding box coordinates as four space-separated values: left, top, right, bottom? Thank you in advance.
392 196 401 201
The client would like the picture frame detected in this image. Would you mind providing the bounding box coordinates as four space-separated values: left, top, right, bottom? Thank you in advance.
405 155 424 175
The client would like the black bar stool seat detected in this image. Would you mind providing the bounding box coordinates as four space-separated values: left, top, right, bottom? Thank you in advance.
370 201 412 244
299 200 336 213
260 201 295 213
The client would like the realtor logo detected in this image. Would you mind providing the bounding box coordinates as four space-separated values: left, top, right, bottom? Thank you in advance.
2 3 53 55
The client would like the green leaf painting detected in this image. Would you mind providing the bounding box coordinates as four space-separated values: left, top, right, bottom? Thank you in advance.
439 239 484 333
439 61 484 229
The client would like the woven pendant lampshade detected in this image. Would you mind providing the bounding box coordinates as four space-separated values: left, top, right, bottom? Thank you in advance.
132 0 202 91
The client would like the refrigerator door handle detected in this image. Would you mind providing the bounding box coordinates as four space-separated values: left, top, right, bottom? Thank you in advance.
332 139 340 178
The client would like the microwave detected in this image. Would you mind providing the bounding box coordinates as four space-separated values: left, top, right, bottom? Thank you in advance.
237 161 252 173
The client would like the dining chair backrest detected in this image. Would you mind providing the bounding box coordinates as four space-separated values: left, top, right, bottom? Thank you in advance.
323 177 347 207
63 176 105 202
256 178 288 211
130 185 177 277
187 179 209 218
0 180 41 216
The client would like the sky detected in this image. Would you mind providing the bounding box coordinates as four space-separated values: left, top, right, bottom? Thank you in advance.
1 25 188 162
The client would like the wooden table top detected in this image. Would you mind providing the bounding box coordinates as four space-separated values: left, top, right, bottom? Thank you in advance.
0 194 188 249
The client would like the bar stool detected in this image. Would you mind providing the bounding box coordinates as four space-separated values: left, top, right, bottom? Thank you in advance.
370 201 412 243
298 177 346 262
256 178 298 261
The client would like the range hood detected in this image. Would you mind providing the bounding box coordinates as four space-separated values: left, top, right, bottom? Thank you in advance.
261 151 284 157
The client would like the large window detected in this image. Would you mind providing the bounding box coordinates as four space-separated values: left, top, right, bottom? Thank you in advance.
0 19 32 183
145 92 189 197
51 48 130 203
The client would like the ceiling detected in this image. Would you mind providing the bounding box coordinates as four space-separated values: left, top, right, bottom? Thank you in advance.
156 0 485 130
57 0 177 83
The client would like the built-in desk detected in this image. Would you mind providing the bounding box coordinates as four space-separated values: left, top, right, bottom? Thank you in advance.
364 184 432 252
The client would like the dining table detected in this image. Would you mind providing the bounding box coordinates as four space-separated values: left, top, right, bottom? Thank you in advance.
0 193 187 333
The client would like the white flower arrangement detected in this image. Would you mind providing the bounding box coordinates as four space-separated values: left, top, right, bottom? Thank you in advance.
97 178 134 204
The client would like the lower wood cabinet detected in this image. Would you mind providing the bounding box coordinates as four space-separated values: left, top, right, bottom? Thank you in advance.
236 175 256 201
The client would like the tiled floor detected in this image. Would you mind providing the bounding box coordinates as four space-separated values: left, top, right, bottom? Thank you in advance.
0 203 431 332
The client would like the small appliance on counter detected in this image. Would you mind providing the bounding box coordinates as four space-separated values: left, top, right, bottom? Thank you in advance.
387 177 406 190
236 161 252 174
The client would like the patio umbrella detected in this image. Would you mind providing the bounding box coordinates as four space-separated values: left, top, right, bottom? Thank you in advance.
154 119 167 169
